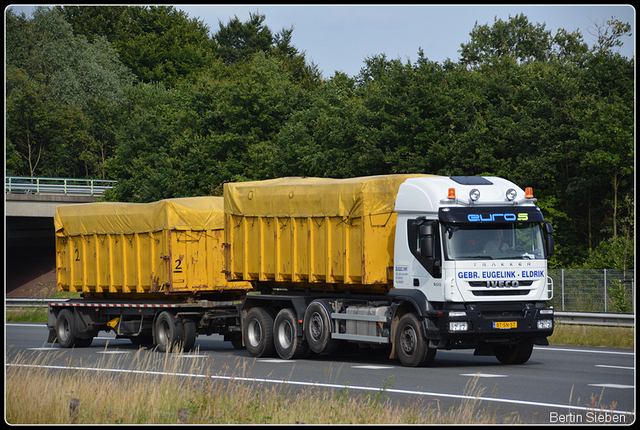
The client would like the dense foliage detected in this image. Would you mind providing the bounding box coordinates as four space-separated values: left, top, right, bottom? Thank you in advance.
5 7 634 269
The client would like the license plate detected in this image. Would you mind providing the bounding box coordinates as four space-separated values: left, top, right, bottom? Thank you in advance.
493 321 517 329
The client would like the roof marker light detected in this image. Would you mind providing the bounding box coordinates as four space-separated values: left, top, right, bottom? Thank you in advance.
506 188 517 201
525 187 534 199
448 188 456 199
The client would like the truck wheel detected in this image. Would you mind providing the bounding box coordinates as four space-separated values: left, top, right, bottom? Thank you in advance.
274 308 309 360
130 335 154 346
244 307 275 357
395 313 436 367
75 337 94 347
55 309 93 348
304 300 339 354
493 338 534 364
155 311 183 353
182 319 197 353
228 332 244 350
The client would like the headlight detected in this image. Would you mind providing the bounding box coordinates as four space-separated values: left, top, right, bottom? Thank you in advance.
449 321 469 332
506 188 517 201
537 319 553 329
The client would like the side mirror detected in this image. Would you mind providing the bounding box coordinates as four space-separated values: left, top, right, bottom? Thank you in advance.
544 221 555 257
420 236 434 258
419 221 437 259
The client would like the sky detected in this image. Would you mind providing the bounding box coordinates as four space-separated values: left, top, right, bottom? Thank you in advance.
7 4 635 78
180 4 636 77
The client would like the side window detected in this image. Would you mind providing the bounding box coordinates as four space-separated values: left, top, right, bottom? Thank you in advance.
407 219 442 278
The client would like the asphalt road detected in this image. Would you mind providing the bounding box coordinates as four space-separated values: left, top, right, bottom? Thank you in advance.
6 323 636 424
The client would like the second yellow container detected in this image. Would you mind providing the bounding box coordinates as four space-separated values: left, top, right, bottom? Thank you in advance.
223 175 431 292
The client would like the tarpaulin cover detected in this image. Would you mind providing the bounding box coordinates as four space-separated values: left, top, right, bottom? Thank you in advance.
223 175 437 218
54 196 225 236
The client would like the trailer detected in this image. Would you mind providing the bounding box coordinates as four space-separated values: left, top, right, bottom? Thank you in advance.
49 197 251 351
48 175 555 366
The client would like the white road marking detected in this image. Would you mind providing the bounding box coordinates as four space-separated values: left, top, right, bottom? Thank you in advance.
595 364 634 370
97 350 130 354
588 383 634 389
352 365 395 370
257 359 296 363
460 373 508 378
27 347 59 351
535 346 634 356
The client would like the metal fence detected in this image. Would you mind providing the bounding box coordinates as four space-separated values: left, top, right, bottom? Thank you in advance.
548 269 635 314
5 176 117 196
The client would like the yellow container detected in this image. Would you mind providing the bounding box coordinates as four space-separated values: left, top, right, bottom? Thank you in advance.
54 197 252 298
224 175 432 292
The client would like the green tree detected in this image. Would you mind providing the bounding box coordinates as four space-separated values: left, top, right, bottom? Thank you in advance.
7 7 134 109
214 12 321 89
260 71 381 179
6 6 134 178
58 5 217 87
459 13 552 67
6 69 52 176
588 16 633 53
103 82 185 202
214 12 273 65
104 53 306 201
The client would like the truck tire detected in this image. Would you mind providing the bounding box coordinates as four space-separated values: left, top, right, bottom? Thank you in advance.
274 308 309 360
227 332 244 350
244 307 275 357
304 300 339 354
130 335 154 346
182 319 197 353
55 309 93 348
395 313 436 367
155 311 183 353
493 338 534 365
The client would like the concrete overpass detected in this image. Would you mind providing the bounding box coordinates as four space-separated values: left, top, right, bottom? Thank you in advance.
5 177 116 294
6 192 100 217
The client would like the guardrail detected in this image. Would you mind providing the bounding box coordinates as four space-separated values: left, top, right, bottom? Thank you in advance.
6 299 635 328
6 176 117 196
7 298 70 307
554 311 634 328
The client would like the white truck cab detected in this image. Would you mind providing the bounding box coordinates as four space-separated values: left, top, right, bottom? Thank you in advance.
391 176 555 364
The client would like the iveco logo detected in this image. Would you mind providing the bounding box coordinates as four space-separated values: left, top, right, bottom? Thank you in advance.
487 280 520 288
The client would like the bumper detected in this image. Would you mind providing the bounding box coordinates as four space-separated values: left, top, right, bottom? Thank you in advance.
424 302 554 349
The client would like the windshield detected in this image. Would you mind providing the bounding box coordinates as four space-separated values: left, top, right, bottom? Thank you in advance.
443 222 546 260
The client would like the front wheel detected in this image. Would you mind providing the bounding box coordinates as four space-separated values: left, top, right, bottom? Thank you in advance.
395 313 436 367
493 338 534 364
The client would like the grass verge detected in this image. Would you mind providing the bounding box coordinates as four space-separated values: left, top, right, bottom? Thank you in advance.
6 349 518 424
548 324 634 349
